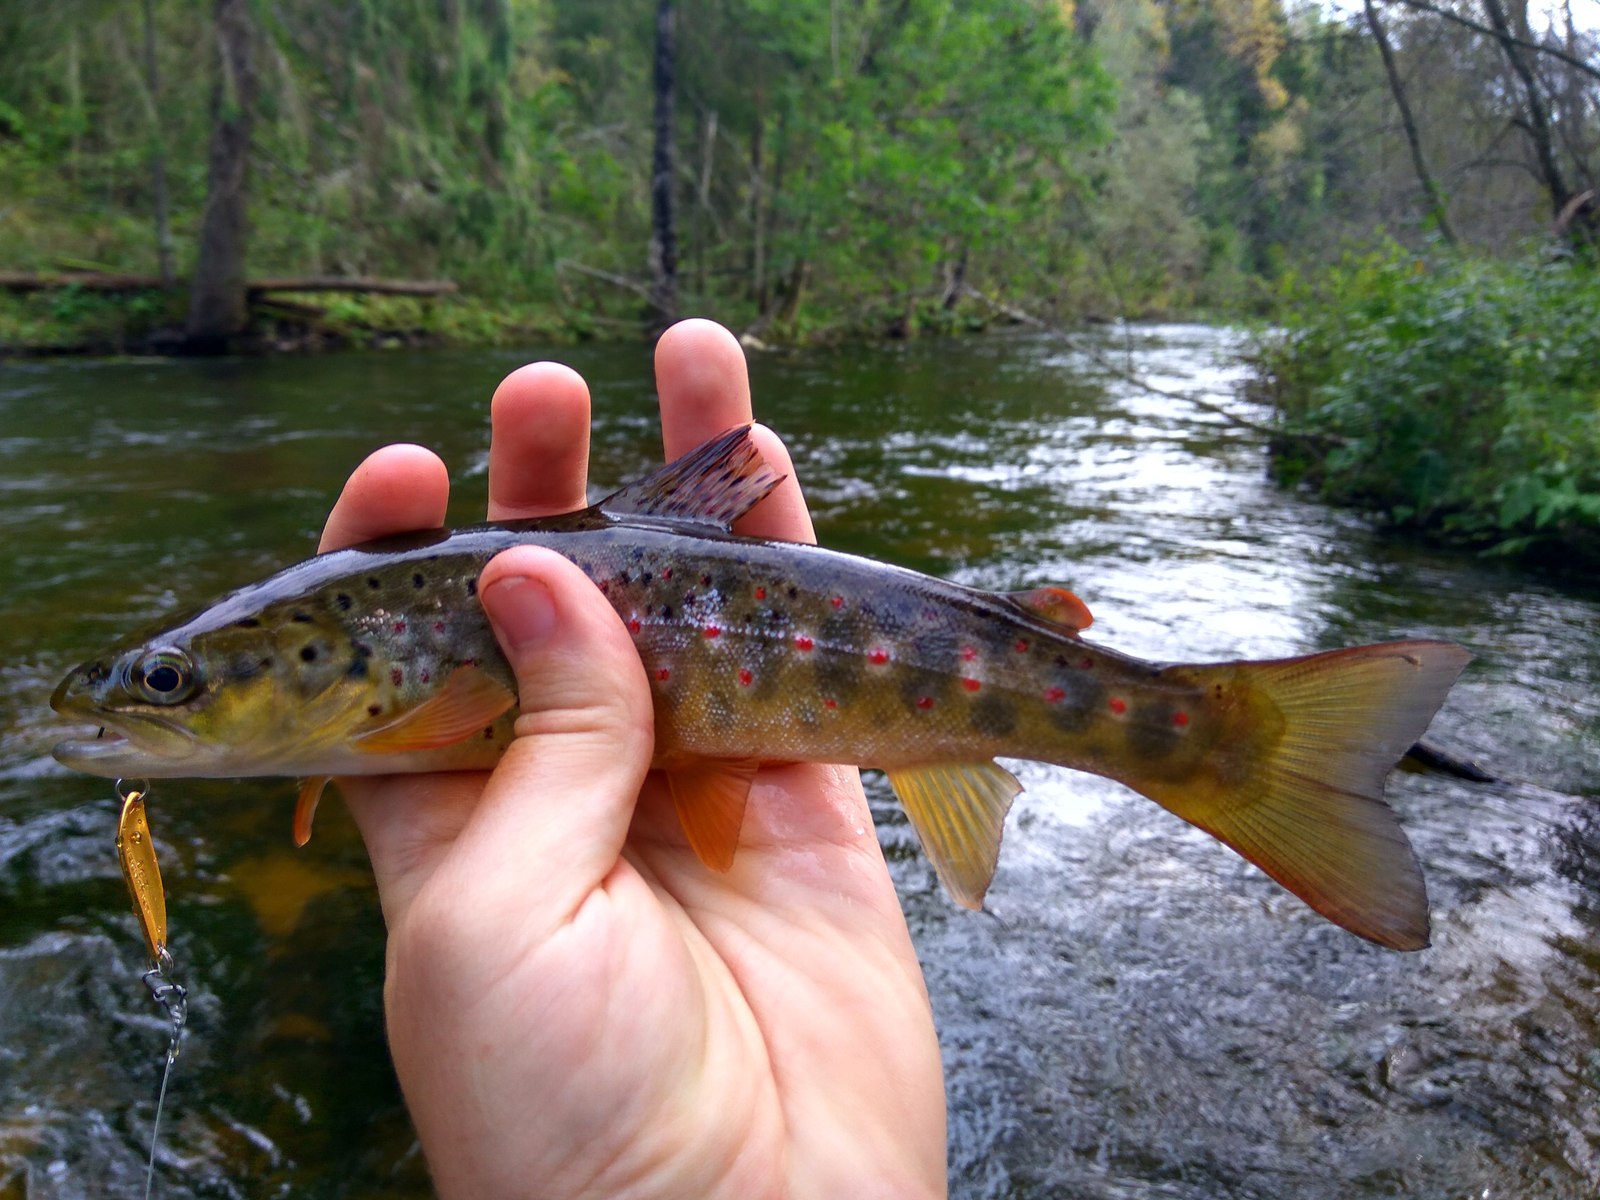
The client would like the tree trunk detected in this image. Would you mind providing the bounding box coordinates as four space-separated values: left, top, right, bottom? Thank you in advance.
139 0 175 285
646 0 679 336
941 246 969 310
185 0 258 349
1364 0 1458 245
749 101 766 311
694 107 717 298
1480 0 1592 245
475 0 512 171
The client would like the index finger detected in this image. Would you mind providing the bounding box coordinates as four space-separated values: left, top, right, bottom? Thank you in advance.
319 444 450 553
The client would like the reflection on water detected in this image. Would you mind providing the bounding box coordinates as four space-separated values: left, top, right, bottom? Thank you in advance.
1 326 1596 1198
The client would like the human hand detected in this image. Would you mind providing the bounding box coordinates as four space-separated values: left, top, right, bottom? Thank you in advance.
318 320 947 1200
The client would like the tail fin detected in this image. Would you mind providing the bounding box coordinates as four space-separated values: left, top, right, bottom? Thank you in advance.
1138 641 1470 951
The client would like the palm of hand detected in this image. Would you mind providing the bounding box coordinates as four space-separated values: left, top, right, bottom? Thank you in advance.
318 322 947 1200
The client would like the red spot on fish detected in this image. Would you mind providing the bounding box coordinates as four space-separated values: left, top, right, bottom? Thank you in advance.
867 648 889 665
823 698 838 710
657 667 672 682
738 668 753 687
662 567 672 579
1014 639 1030 653
420 670 431 684
1109 697 1128 716
704 625 721 639
915 696 935 710
627 617 642 634
1173 711 1190 728
1044 686 1066 703
1079 656 1094 670
754 586 767 600
794 635 814 652
960 646 978 662
434 621 446 634
393 620 407 633
391 667 403 687
831 595 844 609
962 678 982 692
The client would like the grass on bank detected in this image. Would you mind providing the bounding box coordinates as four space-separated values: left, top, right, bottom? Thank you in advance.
1255 244 1600 571
0 287 588 355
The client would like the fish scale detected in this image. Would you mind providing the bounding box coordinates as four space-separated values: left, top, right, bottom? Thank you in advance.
52 426 1471 950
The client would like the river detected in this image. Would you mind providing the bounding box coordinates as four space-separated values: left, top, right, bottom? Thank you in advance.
1 326 1596 1198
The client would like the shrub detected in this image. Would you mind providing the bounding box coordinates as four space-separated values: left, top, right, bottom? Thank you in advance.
1255 245 1600 568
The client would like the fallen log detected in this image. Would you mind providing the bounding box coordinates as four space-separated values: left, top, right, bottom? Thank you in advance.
0 271 457 297
247 276 458 297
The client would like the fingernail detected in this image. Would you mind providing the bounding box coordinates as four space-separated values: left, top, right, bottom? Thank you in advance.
481 575 557 650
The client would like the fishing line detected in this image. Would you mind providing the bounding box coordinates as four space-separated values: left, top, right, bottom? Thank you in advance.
115 779 187 1200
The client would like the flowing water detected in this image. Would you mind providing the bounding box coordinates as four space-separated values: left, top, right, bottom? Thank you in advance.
1 327 1596 1199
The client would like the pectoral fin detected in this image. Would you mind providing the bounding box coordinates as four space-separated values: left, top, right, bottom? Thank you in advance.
354 665 516 754
666 760 759 872
886 760 1022 909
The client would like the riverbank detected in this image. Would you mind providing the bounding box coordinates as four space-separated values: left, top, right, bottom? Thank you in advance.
0 288 581 357
1253 246 1600 577
0 281 1213 358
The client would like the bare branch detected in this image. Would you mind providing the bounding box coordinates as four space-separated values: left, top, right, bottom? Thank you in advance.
1388 0 1600 84
1365 0 1459 243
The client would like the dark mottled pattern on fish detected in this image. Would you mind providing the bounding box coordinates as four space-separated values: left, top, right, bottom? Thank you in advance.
65 511 1183 780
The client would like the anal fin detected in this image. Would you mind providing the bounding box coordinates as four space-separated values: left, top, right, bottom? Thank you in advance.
666 760 759 872
886 760 1022 909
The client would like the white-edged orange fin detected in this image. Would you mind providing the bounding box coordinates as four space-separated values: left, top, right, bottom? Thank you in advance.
665 759 759 872
1006 586 1092 632
294 776 332 847
886 760 1022 910
354 665 516 754
600 425 785 532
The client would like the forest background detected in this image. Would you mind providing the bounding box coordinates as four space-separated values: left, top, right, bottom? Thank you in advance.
2 0 1598 564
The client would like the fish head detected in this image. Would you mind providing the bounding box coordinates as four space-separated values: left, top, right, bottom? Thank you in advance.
51 602 371 779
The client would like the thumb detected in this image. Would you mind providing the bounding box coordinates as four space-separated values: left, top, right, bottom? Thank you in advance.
446 545 657 923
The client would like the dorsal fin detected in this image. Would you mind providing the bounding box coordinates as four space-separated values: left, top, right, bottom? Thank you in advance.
1005 586 1093 633
600 425 785 532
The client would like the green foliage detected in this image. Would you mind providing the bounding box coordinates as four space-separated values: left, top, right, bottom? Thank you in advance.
0 0 1121 343
8 0 1532 345
1258 245 1600 566
0 288 183 353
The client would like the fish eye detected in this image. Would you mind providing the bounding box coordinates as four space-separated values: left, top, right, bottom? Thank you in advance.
130 649 197 705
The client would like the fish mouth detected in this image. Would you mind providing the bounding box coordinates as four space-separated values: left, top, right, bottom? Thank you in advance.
53 725 130 763
52 719 198 776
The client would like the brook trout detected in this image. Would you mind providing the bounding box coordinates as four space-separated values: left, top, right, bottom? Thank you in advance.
52 427 1469 949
